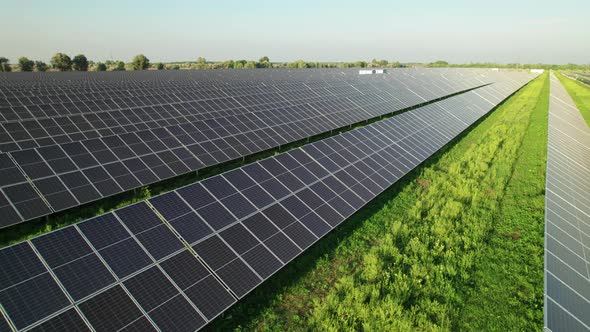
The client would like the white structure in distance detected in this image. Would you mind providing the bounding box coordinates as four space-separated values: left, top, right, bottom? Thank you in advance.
359 69 388 75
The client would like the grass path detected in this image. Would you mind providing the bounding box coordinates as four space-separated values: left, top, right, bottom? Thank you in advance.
458 72 548 331
208 73 548 331
556 71 590 127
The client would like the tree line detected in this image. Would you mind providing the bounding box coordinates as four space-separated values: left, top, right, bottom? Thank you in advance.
0 54 405 72
0 53 151 72
3 54 585 73
426 60 590 70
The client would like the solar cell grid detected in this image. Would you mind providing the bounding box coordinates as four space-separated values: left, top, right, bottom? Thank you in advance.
53 253 114 301
241 244 284 279
0 243 46 290
28 309 90 332
78 285 144 332
148 293 206 332
183 274 235 320
123 266 179 312
213 258 261 297
0 273 70 330
97 238 152 279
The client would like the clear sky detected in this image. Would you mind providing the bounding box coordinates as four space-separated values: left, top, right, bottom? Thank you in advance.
2 0 589 64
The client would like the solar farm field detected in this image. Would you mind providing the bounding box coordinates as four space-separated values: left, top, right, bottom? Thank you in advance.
0 68 587 332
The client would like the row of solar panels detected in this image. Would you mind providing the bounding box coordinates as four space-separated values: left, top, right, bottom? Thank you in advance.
0 67 390 86
0 71 538 332
0 67 482 88
0 69 481 121
0 79 453 151
544 73 590 332
0 69 427 95
0 70 486 146
0 70 510 229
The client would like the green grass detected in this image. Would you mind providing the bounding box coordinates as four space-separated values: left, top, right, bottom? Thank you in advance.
556 71 590 127
207 73 549 331
458 72 548 331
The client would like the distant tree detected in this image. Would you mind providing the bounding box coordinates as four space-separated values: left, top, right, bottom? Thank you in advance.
51 53 72 71
354 61 368 68
388 61 401 68
288 60 309 69
195 56 207 69
95 62 107 71
0 57 9 72
72 54 89 71
35 61 48 72
258 56 270 68
105 60 114 66
131 54 150 70
244 61 256 69
234 60 246 69
156 62 164 70
429 60 449 67
18 57 35 71
113 61 126 71
171 64 180 70
210 60 233 69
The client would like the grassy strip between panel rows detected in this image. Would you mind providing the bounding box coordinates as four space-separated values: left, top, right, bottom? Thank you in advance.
556 71 590 127
0 86 483 248
207 73 548 331
458 71 548 330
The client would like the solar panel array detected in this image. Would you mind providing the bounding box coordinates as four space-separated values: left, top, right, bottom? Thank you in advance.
0 69 505 228
0 70 538 332
544 72 590 332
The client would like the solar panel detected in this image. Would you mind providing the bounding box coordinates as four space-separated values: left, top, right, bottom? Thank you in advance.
0 69 518 228
78 285 145 331
544 73 590 332
27 309 90 332
0 70 538 331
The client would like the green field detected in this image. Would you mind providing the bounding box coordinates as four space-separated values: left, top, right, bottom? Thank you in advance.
207 73 549 331
556 71 590 127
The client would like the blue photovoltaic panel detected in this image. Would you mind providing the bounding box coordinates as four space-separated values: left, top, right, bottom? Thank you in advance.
544 73 590 331
28 309 90 332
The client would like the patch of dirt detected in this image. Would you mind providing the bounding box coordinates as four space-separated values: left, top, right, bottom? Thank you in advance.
503 232 521 240
417 178 431 191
